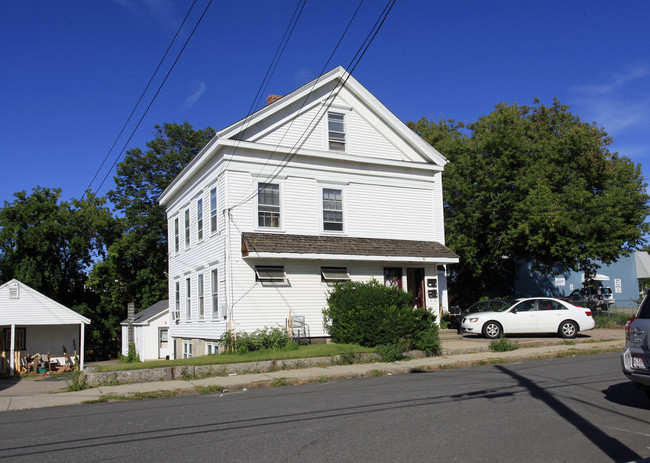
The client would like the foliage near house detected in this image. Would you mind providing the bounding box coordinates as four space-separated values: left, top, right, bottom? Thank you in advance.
0 186 118 310
410 99 650 305
323 280 441 356
86 122 215 354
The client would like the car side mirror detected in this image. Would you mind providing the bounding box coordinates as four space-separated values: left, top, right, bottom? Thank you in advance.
511 309 517 314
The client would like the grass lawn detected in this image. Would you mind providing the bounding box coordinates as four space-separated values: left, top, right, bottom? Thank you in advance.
96 343 374 372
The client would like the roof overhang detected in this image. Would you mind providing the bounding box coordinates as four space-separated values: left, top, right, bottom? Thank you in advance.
241 232 459 265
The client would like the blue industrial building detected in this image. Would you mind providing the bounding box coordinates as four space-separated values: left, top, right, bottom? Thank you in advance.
515 252 650 308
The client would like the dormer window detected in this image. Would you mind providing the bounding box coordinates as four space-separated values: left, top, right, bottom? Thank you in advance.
328 112 345 151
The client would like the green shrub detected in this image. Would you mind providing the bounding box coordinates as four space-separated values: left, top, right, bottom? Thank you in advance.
220 326 297 354
593 312 633 329
121 343 141 363
376 343 406 362
489 336 519 352
323 280 440 353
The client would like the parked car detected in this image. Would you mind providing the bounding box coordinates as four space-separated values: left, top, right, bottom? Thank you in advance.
448 299 516 331
567 286 615 310
461 297 595 339
620 290 650 400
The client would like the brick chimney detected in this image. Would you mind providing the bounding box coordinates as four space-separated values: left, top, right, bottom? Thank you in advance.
266 94 282 106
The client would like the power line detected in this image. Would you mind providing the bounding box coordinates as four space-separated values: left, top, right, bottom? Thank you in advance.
231 0 396 210
83 0 201 199
94 0 214 196
221 0 308 174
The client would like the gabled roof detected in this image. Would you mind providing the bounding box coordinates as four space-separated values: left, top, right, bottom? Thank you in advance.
120 300 169 326
241 232 459 264
0 279 90 326
160 66 446 206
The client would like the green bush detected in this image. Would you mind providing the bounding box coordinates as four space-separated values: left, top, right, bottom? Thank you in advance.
489 336 519 352
323 280 440 355
376 342 407 362
593 312 633 329
121 343 140 363
220 326 298 354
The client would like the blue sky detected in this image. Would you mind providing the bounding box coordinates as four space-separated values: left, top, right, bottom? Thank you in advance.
2 1 649 205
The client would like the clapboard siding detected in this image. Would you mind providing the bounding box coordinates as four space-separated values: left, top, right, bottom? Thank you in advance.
160 67 454 358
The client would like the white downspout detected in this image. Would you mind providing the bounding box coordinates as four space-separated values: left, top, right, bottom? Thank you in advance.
80 323 85 370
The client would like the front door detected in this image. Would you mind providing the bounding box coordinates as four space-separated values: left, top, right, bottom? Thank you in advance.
407 268 425 308
158 328 169 359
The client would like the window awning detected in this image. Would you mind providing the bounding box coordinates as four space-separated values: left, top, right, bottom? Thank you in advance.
255 266 287 283
321 267 351 282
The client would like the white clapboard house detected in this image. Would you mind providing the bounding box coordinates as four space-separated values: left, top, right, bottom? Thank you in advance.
159 66 459 359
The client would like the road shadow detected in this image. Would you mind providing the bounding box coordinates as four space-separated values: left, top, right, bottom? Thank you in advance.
602 381 650 410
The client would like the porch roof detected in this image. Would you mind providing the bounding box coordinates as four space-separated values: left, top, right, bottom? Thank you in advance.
241 233 459 264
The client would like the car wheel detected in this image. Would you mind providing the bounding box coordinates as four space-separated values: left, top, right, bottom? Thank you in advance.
482 321 502 339
559 320 578 339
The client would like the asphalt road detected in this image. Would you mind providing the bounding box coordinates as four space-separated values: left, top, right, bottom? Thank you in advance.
1 353 648 462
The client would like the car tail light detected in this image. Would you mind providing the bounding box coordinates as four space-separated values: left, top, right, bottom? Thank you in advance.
585 310 592 317
625 318 636 340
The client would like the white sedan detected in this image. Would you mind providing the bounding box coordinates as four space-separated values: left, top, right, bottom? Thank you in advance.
461 297 595 339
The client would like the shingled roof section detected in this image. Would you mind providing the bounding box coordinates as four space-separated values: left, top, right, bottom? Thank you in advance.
241 233 459 260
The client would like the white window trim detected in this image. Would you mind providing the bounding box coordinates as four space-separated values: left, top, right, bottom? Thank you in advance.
174 217 179 253
211 268 220 319
320 186 345 234
185 277 192 320
198 273 204 319
205 341 219 355
210 187 218 234
183 340 193 359
197 198 204 241
255 181 284 231
255 266 287 285
327 111 346 152
184 208 191 249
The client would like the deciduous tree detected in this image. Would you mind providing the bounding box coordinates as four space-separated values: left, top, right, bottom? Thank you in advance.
409 99 649 305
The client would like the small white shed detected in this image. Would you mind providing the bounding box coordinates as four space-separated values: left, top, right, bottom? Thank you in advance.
120 300 169 361
0 279 90 375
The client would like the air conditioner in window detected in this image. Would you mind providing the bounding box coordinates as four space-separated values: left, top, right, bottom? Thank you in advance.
171 310 181 322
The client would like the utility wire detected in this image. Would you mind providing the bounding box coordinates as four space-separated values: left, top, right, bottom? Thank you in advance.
94 0 214 196
221 0 308 174
83 0 200 198
232 0 396 210
230 0 365 207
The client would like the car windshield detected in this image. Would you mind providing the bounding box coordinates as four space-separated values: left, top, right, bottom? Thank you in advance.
493 301 517 312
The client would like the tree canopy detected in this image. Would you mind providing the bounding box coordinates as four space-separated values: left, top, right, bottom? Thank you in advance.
409 99 649 305
0 186 118 308
87 122 215 346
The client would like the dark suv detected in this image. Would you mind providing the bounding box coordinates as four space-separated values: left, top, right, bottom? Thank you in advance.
621 290 650 400
567 286 615 310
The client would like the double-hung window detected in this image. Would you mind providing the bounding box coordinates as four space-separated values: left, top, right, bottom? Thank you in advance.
197 198 203 241
198 273 204 319
328 112 345 151
175 281 180 313
174 217 179 253
258 183 280 228
211 269 219 318
184 208 190 247
210 187 217 233
185 277 191 320
323 188 343 231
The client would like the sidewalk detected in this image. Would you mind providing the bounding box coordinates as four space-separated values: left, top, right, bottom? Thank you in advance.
0 329 625 412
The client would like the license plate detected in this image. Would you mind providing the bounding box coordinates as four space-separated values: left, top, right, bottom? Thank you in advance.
632 356 650 369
